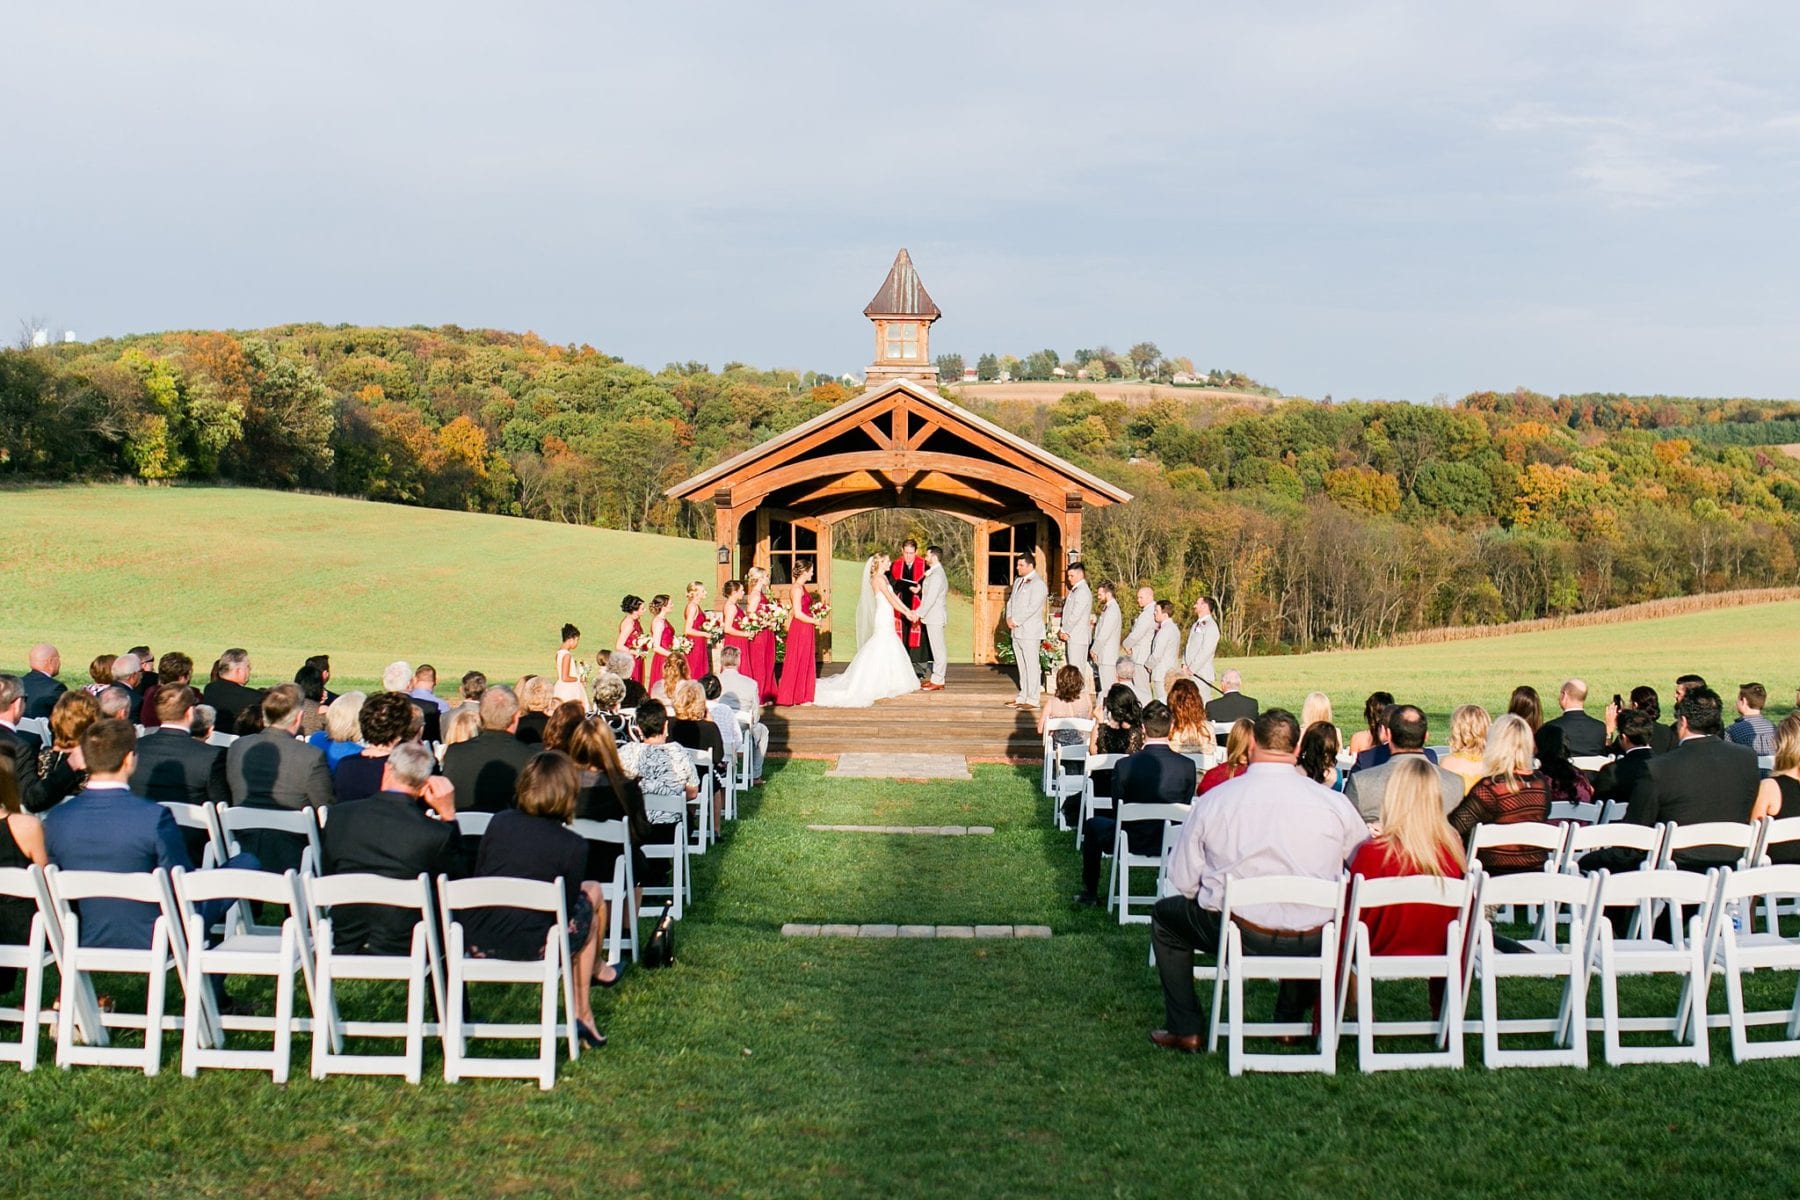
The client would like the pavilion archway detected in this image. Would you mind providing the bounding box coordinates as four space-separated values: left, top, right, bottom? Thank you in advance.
666 379 1132 663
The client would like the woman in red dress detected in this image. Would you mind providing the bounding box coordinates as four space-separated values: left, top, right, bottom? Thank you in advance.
1196 719 1254 795
645 594 673 690
615 595 647 686
744 566 778 705
719 580 751 676
682 581 712 679
775 561 820 706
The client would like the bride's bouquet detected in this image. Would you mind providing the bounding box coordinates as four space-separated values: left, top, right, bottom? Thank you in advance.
671 634 695 655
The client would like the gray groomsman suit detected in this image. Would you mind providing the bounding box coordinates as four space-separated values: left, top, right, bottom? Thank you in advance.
1183 615 1219 692
1122 604 1156 697
1007 569 1049 705
1060 580 1093 692
919 562 949 686
1145 617 1181 704
1091 598 1122 695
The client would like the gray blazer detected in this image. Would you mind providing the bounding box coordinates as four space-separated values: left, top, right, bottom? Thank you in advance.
224 727 334 811
1344 753 1464 824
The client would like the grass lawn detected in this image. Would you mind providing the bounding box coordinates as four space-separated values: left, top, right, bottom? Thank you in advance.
3 760 1797 1197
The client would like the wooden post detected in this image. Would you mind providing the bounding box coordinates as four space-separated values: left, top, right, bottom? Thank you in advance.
713 496 740 594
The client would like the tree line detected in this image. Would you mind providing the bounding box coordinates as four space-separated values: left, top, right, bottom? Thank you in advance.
4 323 1799 652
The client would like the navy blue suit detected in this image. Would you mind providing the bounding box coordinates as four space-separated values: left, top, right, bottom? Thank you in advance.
43 785 189 949
1351 744 1438 773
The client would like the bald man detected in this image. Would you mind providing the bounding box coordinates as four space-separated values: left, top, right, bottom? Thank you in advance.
1543 678 1607 758
23 644 64 719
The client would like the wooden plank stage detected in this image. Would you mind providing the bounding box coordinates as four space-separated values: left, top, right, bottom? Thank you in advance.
763 663 1043 763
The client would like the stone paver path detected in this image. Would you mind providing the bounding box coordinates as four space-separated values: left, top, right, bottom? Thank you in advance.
825 752 972 781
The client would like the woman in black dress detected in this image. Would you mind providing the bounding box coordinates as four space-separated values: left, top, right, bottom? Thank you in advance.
0 770 48 994
1753 713 1800 864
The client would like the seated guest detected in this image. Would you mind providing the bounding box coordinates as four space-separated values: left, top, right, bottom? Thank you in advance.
191 705 218 743
0 768 47 993
542 701 586 754
1351 704 1441 773
224 684 334 874
1296 721 1341 789
409 664 450 714
139 651 195 728
384 662 441 745
1149 710 1367 1051
1197 719 1253 795
615 701 700 803
110 653 145 714
1038 666 1096 749
1535 723 1594 807
43 719 254 949
1542 678 1605 758
649 654 690 706
1751 714 1800 863
459 752 608 1047
1164 679 1213 756
514 675 554 746
1299 691 1337 743
335 691 422 804
1447 714 1553 874
305 654 338 705
592 673 636 743
97 686 134 721
669 681 725 836
1674 673 1707 704
1203 670 1258 724
449 671 486 723
1347 691 1394 758
293 664 328 737
441 706 481 750
1114 659 1149 706
1074 701 1193 908
1595 708 1657 807
31 690 101 812
0 675 48 813
713 647 767 784
1606 685 1675 755
1345 705 1462 822
1088 685 1144 756
129 646 158 690
1438 705 1491 795
1346 755 1466 1014
442 685 535 813
568 718 672 955
308 691 368 770
606 652 648 710
1727 683 1777 757
1626 686 1759 867
202 648 265 730
701 675 741 765
1507 684 1543 731
22 643 66 720
83 654 117 697
319 742 460 955
234 702 266 735
130 685 228 808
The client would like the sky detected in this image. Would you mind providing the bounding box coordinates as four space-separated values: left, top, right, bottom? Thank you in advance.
4 1 1799 401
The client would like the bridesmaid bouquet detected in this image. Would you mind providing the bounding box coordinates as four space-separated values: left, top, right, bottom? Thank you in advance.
629 633 654 657
767 603 791 630
811 601 831 622
671 635 695 655
701 613 725 642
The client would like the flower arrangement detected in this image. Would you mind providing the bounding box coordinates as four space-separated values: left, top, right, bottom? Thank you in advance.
1038 636 1064 674
628 633 653 657
671 635 695 655
810 601 831 622
701 613 725 642
573 659 592 682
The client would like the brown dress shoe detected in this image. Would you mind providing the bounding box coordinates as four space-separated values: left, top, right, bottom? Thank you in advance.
1149 1029 1201 1053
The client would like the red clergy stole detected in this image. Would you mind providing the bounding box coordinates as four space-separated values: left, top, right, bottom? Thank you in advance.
890 555 926 648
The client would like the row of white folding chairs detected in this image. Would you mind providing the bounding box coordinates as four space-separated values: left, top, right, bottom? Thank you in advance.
1056 744 1222 839
0 861 598 1088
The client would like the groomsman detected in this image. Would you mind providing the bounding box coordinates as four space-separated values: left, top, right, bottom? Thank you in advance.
1182 595 1220 694
1121 585 1157 698
1091 582 1122 693
1146 601 1181 703
1006 555 1048 709
1059 563 1094 694
919 546 950 692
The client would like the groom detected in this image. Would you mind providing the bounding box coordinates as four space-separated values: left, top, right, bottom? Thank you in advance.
919 545 949 691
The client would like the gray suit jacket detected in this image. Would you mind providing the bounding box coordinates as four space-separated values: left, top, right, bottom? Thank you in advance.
1344 753 1464 824
224 727 334 811
918 564 948 627
1146 619 1181 684
1061 582 1092 645
1007 571 1047 630
1122 606 1155 661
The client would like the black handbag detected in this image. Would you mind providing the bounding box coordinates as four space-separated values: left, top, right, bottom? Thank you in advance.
642 901 677 968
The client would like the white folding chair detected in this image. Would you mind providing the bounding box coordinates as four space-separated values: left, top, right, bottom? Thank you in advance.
1547 800 1603 825
1051 743 1089 832
1659 821 1758 871
1075 753 1123 851
15 717 50 743
1212 874 1344 1075
1336 874 1470 1071
1424 745 1451 761
214 803 326 876
1707 864 1800 1062
173 866 309 1082
206 731 238 748
438 875 579 1090
689 748 716 853
159 801 226 869
1562 821 1666 939
0 867 53 1071
1752 817 1800 933
1759 755 1776 772
1570 755 1614 774
454 811 493 838
305 872 445 1083
1466 867 1596 1069
1589 867 1717 1066
640 791 690 919
1041 719 1093 795
1467 822 1568 935
733 710 755 794
570 818 639 964
44 866 199 1075
1106 802 1188 925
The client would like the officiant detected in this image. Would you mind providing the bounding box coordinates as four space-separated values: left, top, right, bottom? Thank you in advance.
889 539 930 680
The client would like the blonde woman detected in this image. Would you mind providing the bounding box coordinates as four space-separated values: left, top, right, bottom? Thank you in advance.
1751 713 1800 863
681 581 712 679
308 690 368 771
1300 691 1336 740
1439 704 1491 795
1198 718 1254 794
1447 713 1550 874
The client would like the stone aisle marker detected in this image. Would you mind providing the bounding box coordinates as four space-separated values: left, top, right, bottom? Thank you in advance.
825 752 972 781
807 824 994 836
781 924 1051 939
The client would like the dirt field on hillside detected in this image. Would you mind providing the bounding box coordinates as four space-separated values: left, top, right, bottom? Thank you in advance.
946 381 1282 407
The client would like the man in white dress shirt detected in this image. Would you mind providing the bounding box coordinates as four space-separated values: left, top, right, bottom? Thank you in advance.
1182 595 1220 693
1148 709 1368 1051
1090 582 1122 693
1121 585 1157 698
715 646 768 783
1005 555 1048 708
1058 562 1094 694
918 545 950 691
1144 600 1182 704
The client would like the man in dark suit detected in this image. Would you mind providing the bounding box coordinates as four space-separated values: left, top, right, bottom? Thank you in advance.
1543 678 1607 758
443 686 535 812
1204 670 1259 725
225 684 334 873
1627 687 1760 867
202 648 265 730
0 674 47 813
1073 701 1197 906
130 686 228 861
1594 709 1656 809
22 643 65 719
320 742 460 955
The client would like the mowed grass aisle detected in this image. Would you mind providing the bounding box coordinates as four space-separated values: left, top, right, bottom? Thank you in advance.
7 762 1800 1197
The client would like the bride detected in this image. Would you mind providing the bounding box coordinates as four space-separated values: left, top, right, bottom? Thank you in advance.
812 554 922 709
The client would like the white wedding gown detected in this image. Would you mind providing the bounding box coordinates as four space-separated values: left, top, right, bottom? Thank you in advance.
813 570 921 709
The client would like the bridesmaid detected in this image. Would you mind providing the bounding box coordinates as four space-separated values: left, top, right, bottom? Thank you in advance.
744 566 778 705
719 580 752 676
616 595 647 687
682 581 712 679
775 560 820 707
646 594 673 690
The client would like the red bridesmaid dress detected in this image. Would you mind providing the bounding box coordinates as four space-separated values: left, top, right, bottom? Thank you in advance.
621 617 646 686
721 602 751 676
775 588 817 706
684 602 712 679
648 617 673 692
748 593 778 704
